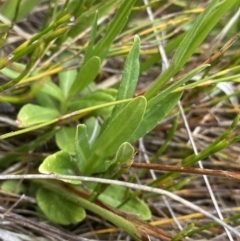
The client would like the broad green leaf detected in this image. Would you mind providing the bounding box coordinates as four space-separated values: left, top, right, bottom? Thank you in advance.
93 0 138 60
59 68 78 99
83 96 147 175
145 0 240 99
111 35 140 118
93 96 147 156
86 183 151 220
37 188 85 225
17 104 60 127
39 150 80 184
69 56 101 97
55 127 76 155
40 79 64 102
1 180 25 194
75 124 90 173
130 92 182 142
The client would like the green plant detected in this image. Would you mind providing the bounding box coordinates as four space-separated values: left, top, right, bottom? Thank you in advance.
0 0 240 240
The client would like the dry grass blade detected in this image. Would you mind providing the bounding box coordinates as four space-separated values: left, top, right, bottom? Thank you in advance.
203 32 240 64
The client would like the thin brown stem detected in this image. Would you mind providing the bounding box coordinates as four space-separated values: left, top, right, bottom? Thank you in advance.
131 162 240 180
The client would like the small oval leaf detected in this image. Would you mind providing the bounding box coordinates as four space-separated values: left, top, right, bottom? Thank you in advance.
17 104 60 127
39 150 80 184
37 188 86 225
113 142 134 166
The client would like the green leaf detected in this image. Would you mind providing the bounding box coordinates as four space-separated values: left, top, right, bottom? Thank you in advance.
37 188 85 225
112 35 140 118
83 96 147 175
112 142 134 167
55 127 76 155
86 183 151 220
130 92 182 142
17 104 60 127
59 68 78 99
69 56 101 97
39 150 80 184
40 79 64 102
75 124 90 173
36 88 58 109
